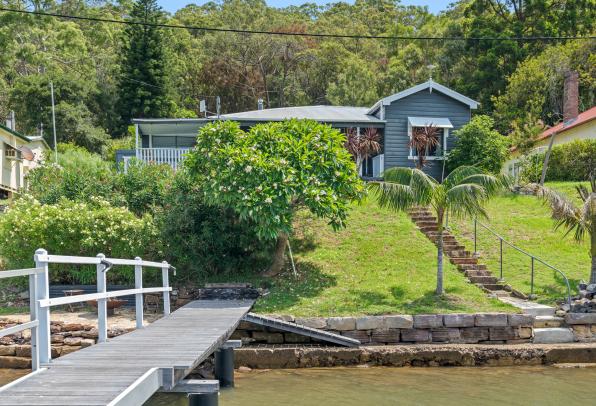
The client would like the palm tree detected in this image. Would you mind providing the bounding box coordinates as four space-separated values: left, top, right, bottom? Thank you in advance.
373 166 504 294
409 124 439 169
345 127 381 175
529 174 596 283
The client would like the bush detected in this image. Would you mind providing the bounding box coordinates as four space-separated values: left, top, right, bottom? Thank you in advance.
155 172 271 282
115 159 174 216
26 143 117 205
0 197 160 285
447 115 509 174
519 139 596 182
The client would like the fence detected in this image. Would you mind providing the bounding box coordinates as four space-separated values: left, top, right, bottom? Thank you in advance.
472 219 572 305
135 148 190 170
0 249 175 370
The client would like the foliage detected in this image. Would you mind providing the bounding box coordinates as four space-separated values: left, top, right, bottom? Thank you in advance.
447 115 509 174
104 136 135 163
519 140 596 183
26 143 116 205
116 0 172 135
184 119 365 275
114 159 174 216
372 166 505 294
0 197 159 284
409 125 440 169
155 172 271 281
326 56 379 107
344 127 381 175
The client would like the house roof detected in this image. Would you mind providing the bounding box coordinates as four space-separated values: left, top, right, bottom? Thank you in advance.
535 106 596 143
218 105 385 124
0 122 31 143
368 80 480 114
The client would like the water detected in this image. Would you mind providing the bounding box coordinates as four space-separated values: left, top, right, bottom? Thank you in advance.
148 366 596 405
3 366 595 405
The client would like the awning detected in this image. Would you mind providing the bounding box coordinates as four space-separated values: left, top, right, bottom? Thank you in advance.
408 117 453 128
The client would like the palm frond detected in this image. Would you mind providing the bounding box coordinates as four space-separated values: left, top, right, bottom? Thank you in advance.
458 173 504 197
443 165 484 189
446 183 489 220
373 167 434 211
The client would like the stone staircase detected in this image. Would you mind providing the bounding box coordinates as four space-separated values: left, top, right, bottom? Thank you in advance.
409 207 516 298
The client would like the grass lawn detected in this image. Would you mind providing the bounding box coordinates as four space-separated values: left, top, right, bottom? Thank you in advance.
0 306 28 316
211 197 514 316
449 181 590 306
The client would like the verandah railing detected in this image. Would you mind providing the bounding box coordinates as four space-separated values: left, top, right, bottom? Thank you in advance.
0 249 176 370
136 148 190 170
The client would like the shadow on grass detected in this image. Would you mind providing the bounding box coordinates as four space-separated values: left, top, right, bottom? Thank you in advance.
400 288 476 314
252 261 337 313
536 270 581 304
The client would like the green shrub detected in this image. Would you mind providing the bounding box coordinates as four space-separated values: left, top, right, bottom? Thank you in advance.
115 159 174 216
0 197 160 284
26 143 118 205
155 172 271 282
447 115 510 174
519 139 596 182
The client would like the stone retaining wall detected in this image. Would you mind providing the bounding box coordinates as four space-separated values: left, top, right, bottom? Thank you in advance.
232 313 535 345
0 319 131 369
566 314 596 342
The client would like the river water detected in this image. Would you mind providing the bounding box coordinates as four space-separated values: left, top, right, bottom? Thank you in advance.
3 366 595 405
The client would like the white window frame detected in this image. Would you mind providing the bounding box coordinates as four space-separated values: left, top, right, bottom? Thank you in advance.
407 122 449 161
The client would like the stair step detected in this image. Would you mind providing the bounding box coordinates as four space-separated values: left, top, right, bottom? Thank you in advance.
458 264 488 271
533 328 575 344
486 290 511 297
482 283 507 291
534 316 566 328
469 276 499 284
465 270 492 277
447 250 471 257
450 257 478 265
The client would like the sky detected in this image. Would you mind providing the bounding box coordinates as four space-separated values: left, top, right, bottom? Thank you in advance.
157 0 452 14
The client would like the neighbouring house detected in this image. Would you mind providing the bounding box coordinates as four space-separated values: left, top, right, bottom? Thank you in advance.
503 71 595 180
119 80 479 179
0 114 48 199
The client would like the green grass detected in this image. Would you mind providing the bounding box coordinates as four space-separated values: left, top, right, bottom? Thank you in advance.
0 306 28 316
211 197 514 316
449 181 590 306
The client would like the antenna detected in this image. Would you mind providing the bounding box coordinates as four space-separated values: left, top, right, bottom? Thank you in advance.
50 81 58 163
216 96 221 118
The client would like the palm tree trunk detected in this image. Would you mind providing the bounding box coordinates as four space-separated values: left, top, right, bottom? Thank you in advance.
435 210 445 295
264 232 288 277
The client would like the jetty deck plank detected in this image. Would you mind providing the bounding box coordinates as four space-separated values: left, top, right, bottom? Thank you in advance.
0 300 253 406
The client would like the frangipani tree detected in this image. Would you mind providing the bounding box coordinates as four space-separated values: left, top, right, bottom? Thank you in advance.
530 175 596 283
184 119 365 276
373 166 504 294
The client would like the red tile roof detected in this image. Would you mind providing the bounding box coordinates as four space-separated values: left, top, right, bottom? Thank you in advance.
535 106 596 143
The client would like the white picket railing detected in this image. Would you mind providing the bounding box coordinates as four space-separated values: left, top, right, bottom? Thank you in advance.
135 148 190 170
0 249 175 369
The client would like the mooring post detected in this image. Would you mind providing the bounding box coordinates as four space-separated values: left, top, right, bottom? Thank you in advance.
214 347 235 388
34 248 51 365
161 261 171 316
97 253 108 343
134 257 144 329
188 393 218 406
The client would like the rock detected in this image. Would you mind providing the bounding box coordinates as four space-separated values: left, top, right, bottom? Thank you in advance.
295 317 327 329
61 323 84 332
412 315 443 328
370 329 400 344
565 313 596 325
341 330 371 344
60 345 82 355
475 313 508 327
571 325 592 339
80 339 95 348
460 327 489 343
355 316 384 330
400 329 431 343
443 314 475 328
327 317 356 331
0 356 30 369
268 314 295 322
555 310 567 317
283 333 311 344
64 337 82 346
0 345 16 356
251 332 284 344
518 327 533 339
14 345 31 357
489 327 517 341
81 328 98 339
508 314 534 326
533 328 575 344
384 315 413 329
431 328 461 342
237 366 252 373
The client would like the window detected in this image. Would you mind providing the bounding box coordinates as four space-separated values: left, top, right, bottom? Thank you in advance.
4 143 22 160
407 117 453 160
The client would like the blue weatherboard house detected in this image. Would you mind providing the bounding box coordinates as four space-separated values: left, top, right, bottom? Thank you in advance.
121 80 478 179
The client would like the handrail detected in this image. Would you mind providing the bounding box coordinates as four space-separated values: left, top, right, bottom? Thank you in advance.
473 219 572 305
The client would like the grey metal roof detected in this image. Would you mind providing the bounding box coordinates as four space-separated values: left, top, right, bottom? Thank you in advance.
218 105 385 124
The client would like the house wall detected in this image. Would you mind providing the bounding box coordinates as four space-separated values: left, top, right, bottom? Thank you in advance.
380 90 471 180
0 128 47 196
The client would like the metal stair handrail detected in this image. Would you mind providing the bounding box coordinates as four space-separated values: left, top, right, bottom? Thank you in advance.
473 219 572 306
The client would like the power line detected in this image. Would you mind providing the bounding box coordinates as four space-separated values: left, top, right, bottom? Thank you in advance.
1 7 594 42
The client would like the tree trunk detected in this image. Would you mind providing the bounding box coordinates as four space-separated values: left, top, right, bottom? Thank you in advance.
264 232 288 277
590 231 596 284
435 210 445 295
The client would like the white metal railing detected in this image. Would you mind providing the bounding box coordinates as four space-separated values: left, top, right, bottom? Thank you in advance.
1 249 175 369
135 148 190 170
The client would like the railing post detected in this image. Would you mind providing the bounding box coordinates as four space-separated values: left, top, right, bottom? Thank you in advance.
29 271 39 371
135 257 144 329
96 253 108 343
34 248 51 365
499 238 503 281
162 261 170 316
473 219 477 255
530 257 535 298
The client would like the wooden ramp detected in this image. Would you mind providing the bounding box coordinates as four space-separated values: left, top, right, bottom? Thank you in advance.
0 300 253 406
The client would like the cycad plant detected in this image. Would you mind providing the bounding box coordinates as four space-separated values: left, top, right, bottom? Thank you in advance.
530 175 596 283
373 166 504 294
